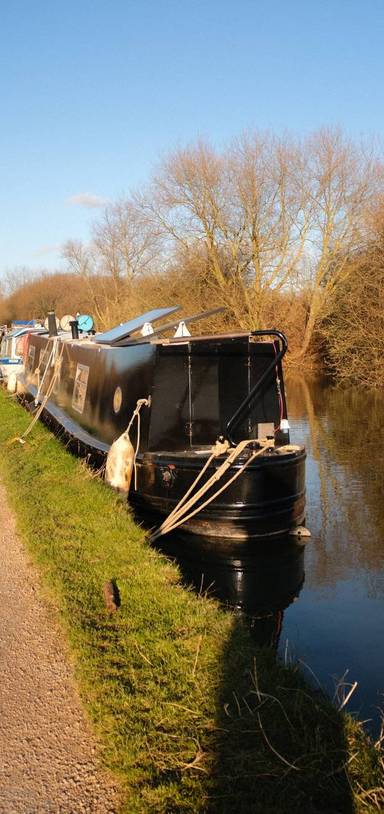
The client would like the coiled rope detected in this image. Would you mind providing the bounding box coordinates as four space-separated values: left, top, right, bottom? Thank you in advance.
149 438 273 542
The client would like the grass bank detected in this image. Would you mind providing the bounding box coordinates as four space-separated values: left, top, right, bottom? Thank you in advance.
0 389 382 814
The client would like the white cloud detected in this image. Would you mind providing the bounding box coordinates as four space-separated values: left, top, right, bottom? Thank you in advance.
32 243 61 258
66 192 107 208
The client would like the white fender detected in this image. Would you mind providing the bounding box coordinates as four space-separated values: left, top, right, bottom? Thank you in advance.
105 431 135 493
7 372 17 393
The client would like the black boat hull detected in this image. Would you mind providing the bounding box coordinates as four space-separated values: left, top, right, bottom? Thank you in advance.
16 326 307 541
133 447 306 539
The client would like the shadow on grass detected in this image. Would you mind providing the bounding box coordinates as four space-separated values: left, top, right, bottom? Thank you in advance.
156 534 355 814
205 619 355 814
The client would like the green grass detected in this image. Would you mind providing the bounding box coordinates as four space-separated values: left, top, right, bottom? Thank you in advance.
0 389 383 813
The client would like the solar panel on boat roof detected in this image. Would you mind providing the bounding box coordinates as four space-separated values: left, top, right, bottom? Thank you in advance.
93 307 181 345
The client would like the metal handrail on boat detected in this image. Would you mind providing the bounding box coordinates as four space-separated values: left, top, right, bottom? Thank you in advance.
225 330 288 446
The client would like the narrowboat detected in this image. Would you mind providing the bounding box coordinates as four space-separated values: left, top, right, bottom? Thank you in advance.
16 307 306 541
0 325 46 385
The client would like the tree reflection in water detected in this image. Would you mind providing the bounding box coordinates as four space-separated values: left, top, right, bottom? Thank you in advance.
284 375 384 732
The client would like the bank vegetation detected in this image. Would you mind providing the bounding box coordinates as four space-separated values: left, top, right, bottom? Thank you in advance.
1 127 384 386
0 389 383 813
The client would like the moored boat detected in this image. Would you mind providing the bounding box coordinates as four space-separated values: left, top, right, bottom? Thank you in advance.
0 325 47 387
15 307 306 540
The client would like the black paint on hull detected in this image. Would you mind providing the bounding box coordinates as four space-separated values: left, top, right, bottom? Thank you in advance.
133 448 306 539
19 329 306 540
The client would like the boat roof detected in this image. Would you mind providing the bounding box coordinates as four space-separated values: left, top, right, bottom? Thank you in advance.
6 326 47 338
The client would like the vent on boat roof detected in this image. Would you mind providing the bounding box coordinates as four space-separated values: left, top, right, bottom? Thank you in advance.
93 306 181 345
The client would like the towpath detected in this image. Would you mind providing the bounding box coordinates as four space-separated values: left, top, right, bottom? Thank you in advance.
0 480 120 814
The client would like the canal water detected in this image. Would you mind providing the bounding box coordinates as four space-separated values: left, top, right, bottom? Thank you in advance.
285 377 384 734
162 378 384 734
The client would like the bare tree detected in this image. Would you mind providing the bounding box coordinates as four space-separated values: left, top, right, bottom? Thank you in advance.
63 199 162 328
228 133 310 327
2 266 38 296
61 239 109 325
93 200 161 282
138 131 383 355
324 203 384 386
61 130 384 357
0 271 97 325
138 136 313 329
296 129 382 359
137 141 246 316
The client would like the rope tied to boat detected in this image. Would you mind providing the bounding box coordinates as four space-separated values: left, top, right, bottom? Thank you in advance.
149 437 274 543
34 348 54 405
127 397 151 490
9 343 65 446
32 336 62 405
105 397 151 492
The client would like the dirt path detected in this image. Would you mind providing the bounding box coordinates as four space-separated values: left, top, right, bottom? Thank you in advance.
0 481 121 814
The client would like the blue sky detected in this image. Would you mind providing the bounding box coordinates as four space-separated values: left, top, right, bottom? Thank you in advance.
0 0 383 279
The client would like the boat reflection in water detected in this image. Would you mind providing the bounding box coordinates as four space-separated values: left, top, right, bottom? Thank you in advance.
155 534 306 648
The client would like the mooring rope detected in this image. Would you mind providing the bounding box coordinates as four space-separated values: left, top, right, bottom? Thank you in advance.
34 345 55 406
105 396 151 492
149 438 273 542
10 342 65 445
159 437 231 525
126 397 151 490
